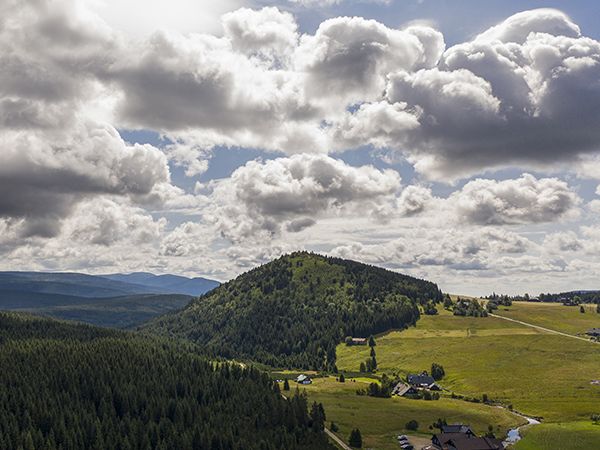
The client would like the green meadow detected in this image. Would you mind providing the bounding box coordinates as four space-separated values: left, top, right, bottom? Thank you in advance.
515 421 600 450
493 301 600 335
330 307 600 449
287 376 523 450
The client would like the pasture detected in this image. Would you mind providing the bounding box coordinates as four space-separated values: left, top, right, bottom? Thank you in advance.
493 301 600 336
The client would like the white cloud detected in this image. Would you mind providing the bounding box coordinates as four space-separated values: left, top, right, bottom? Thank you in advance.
204 153 401 241
451 174 580 225
543 231 582 253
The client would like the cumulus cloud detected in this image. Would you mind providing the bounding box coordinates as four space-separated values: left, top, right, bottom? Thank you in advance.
397 185 433 216
543 231 582 253
338 9 600 178
205 154 401 241
10 2 599 182
0 121 171 236
295 18 444 106
451 174 580 225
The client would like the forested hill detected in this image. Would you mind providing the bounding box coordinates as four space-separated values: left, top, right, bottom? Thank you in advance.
0 312 333 450
145 252 443 370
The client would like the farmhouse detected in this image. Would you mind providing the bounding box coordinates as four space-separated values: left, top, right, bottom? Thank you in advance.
407 371 435 387
296 374 312 385
586 328 600 337
440 425 474 436
350 337 367 345
391 382 418 397
431 433 503 450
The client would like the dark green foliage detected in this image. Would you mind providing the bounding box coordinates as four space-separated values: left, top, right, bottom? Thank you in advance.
330 422 339 432
453 298 488 317
423 301 438 315
432 418 447 430
146 252 441 370
283 379 290 391
359 362 366 372
368 335 376 347
443 295 453 309
339 373 345 383
0 313 333 450
358 374 395 398
580 305 585 313
431 363 445 381
348 429 362 448
405 420 419 431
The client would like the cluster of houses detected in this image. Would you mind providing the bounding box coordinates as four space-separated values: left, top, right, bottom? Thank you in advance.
424 424 503 450
392 371 441 397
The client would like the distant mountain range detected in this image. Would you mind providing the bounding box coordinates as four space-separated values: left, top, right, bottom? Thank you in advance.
0 271 220 328
101 272 220 296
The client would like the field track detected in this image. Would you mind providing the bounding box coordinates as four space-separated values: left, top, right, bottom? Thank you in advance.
489 313 598 344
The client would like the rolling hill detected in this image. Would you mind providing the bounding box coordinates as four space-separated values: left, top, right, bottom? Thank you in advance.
0 312 333 450
145 252 443 370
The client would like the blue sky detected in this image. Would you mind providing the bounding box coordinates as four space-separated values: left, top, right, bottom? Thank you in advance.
2 0 600 295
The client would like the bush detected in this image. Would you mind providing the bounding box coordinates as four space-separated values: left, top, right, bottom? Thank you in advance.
405 420 419 431
431 363 445 381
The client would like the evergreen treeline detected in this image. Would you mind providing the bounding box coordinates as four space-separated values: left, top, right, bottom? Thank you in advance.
0 313 333 450
146 252 442 370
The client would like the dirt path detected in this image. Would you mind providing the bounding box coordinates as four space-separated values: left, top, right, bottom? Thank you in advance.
325 428 353 450
489 313 598 344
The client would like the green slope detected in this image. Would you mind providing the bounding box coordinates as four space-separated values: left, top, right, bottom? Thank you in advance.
0 312 334 450
145 252 442 370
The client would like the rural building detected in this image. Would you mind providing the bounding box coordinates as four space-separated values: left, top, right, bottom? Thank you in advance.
350 337 367 345
296 374 312 385
586 328 600 337
391 382 418 397
407 371 435 387
431 433 502 450
440 425 475 436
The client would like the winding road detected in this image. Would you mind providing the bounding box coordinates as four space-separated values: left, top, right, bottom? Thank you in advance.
489 313 599 344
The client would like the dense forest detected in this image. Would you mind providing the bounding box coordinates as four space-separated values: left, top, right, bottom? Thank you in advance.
146 252 442 370
0 313 333 450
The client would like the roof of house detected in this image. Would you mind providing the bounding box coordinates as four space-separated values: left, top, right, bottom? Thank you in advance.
296 374 310 382
587 328 600 334
392 382 414 396
441 425 473 434
408 372 435 385
433 434 502 450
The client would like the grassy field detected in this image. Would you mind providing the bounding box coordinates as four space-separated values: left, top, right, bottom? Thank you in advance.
493 301 600 335
515 421 600 449
284 376 523 450
336 309 600 423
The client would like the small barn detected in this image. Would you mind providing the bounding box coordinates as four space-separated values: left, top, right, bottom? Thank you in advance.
296 374 312 385
392 382 418 397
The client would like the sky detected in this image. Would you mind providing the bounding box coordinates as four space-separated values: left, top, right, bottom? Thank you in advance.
2 0 600 296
